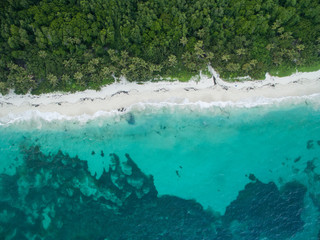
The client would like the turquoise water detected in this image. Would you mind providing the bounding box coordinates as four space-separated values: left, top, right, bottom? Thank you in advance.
0 97 320 239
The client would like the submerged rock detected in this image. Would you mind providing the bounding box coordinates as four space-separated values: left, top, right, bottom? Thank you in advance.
294 156 301 163
0 146 217 240
307 140 314 149
223 179 307 239
305 158 317 173
248 173 256 181
125 113 135 125
0 146 314 240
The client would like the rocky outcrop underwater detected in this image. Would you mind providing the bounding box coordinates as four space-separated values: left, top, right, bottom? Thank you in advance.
0 146 315 240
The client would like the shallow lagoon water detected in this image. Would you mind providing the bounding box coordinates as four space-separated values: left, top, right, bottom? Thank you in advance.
0 96 320 239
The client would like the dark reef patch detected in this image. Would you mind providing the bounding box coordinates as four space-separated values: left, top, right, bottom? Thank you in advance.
223 180 307 240
0 146 312 240
305 158 317 173
0 146 216 240
126 112 136 125
307 140 314 149
248 173 256 181
294 156 301 163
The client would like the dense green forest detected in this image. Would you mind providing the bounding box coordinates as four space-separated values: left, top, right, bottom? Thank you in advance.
0 0 319 94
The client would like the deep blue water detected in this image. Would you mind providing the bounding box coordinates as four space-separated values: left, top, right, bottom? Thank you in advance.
0 97 320 239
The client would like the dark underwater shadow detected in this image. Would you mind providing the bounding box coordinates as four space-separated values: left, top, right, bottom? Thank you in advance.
0 145 316 240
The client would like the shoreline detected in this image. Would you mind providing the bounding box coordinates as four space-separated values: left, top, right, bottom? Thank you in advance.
0 68 320 121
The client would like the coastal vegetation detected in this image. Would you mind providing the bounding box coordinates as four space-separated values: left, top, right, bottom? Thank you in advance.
0 0 319 94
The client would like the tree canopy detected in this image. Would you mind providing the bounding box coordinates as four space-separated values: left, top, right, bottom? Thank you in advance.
0 0 319 94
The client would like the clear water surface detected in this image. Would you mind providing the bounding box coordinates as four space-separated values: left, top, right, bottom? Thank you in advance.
0 96 319 239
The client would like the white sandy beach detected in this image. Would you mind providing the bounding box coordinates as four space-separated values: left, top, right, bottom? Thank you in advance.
0 68 320 120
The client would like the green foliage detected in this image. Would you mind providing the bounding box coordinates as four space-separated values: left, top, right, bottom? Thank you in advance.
47 73 58 88
0 0 319 94
0 82 9 95
6 63 36 94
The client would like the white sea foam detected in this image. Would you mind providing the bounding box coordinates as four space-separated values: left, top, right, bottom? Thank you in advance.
130 93 320 109
0 110 118 127
1 93 319 127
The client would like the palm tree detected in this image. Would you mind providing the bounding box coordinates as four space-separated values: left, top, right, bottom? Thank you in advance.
47 73 58 88
74 72 85 86
61 74 71 85
222 54 230 62
242 63 252 73
296 44 305 52
168 55 177 67
180 36 188 46
266 44 275 51
236 48 245 56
